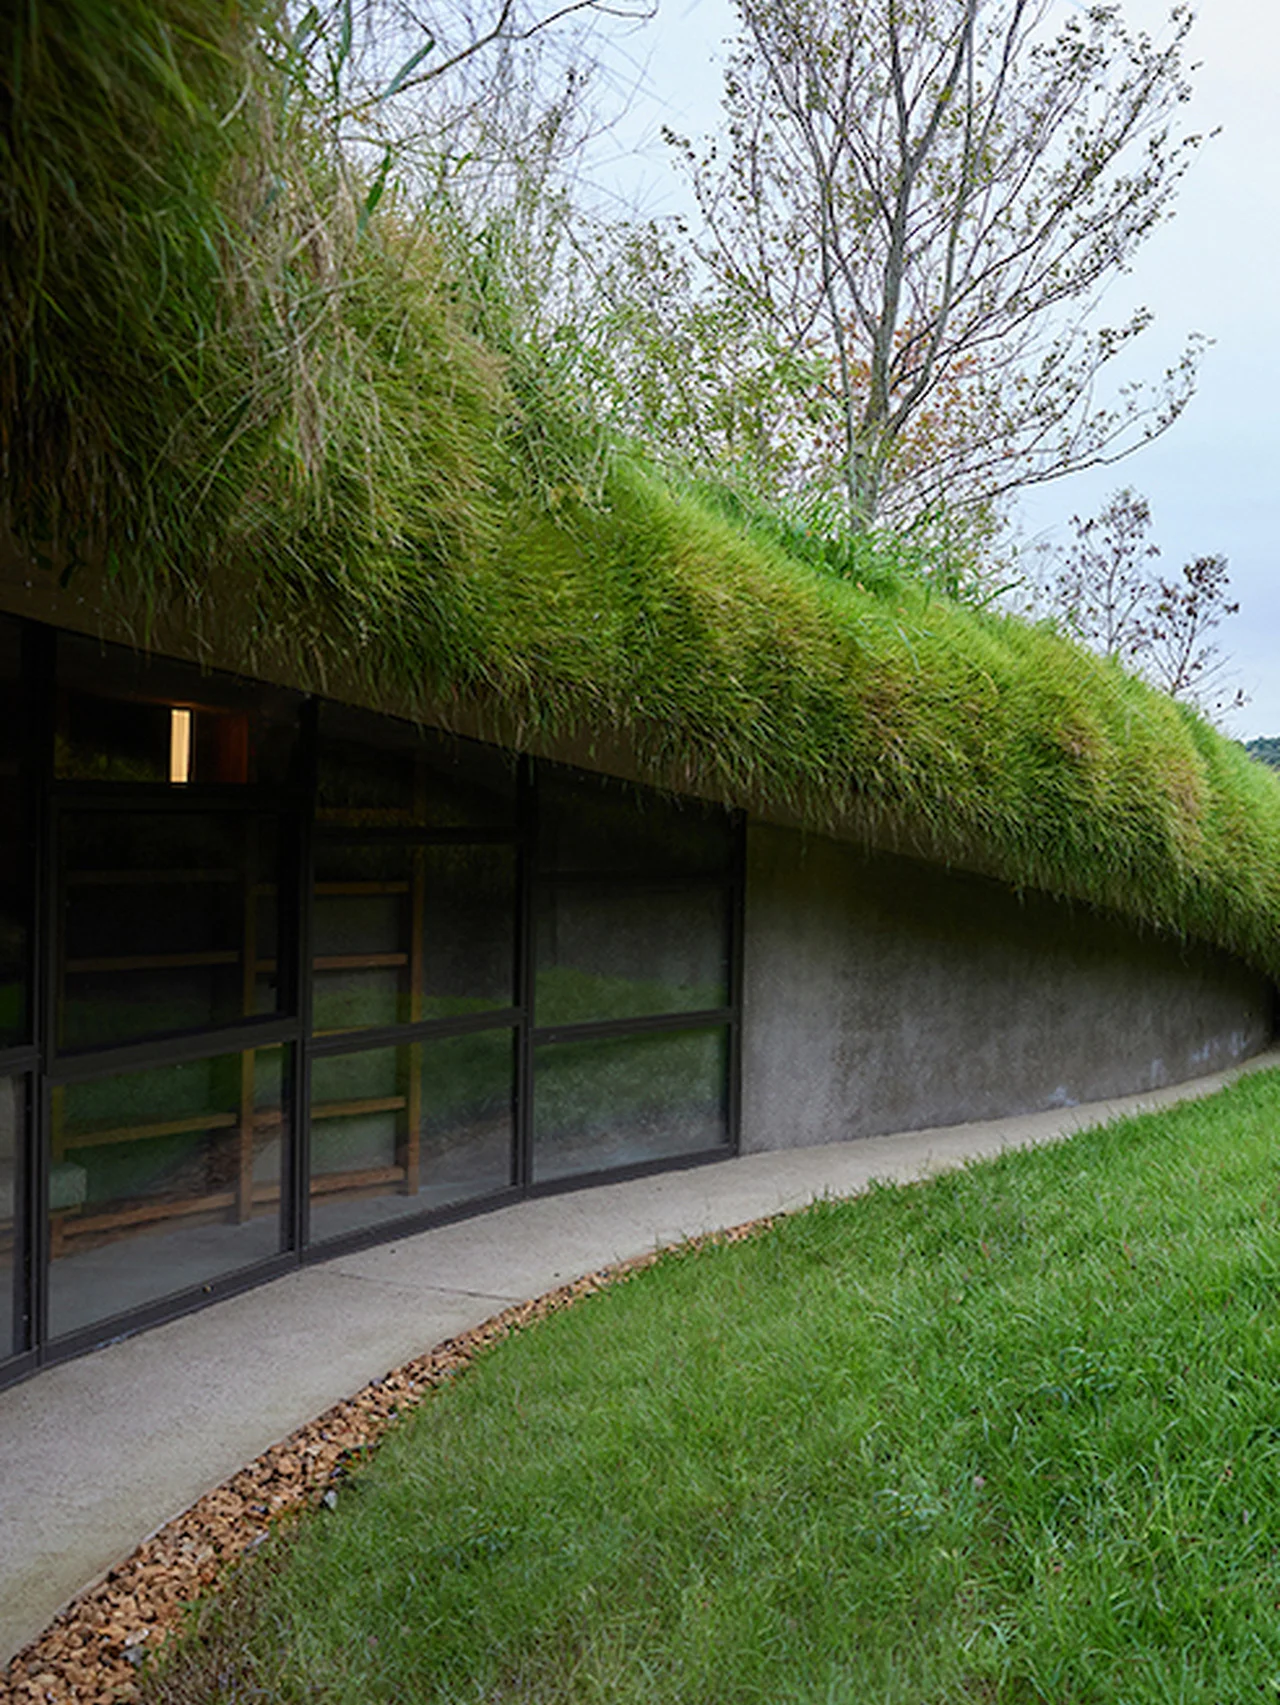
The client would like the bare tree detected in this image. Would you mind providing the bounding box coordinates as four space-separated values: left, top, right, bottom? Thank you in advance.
664 0 1208 531
1046 488 1245 715
1051 487 1161 668
1146 552 1246 711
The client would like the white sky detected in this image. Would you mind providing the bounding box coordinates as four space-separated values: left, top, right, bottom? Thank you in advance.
578 0 1280 736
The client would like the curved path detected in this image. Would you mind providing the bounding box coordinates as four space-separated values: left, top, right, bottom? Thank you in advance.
4 1049 1279 1667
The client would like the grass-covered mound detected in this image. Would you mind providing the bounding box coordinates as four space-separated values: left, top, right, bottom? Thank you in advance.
147 1069 1280 1703
5 0 1280 977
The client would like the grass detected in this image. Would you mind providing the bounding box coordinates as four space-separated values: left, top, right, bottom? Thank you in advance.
8 0 1280 984
148 1068 1280 1704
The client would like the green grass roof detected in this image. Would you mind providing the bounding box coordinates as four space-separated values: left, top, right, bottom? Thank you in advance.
5 0 1280 981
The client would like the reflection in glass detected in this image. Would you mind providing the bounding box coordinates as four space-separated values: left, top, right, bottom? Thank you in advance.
533 1026 728 1184
59 812 284 1050
0 616 23 765
312 843 516 1033
316 740 416 822
312 845 413 1034
317 706 517 828
535 884 728 1026
0 619 28 1049
420 845 516 1019
47 1047 286 1339
537 769 733 878
0 774 27 1052
308 1029 513 1242
0 1076 22 1361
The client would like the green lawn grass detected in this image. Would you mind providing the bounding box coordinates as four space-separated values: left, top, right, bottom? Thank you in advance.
149 1068 1280 1703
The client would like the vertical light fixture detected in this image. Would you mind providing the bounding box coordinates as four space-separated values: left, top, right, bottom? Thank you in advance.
169 707 193 784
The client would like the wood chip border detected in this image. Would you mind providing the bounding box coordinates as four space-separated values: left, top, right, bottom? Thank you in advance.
1 1218 774 1705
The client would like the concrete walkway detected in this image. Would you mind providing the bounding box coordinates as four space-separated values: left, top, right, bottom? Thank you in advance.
4 1048 1279 1667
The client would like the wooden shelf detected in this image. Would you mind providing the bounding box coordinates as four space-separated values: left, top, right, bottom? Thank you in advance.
254 953 409 974
60 1110 238 1152
65 949 241 975
53 1187 239 1246
67 868 240 887
247 1164 409 1205
316 808 418 826
249 1164 419 1211
308 1164 406 1196
314 952 408 972
310 1094 406 1121
315 881 411 897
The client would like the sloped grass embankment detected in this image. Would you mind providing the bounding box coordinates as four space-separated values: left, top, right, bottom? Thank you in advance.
149 1069 1280 1703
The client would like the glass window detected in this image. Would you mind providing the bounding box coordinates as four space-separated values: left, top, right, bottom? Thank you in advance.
420 844 517 1019
0 770 28 1051
533 1026 729 1184
317 705 517 828
312 845 414 1035
58 812 286 1050
308 1029 514 1241
0 618 29 1048
316 738 416 824
56 633 299 787
47 1046 287 1340
312 843 517 1034
0 617 24 763
535 883 728 1027
537 769 733 878
0 1075 23 1361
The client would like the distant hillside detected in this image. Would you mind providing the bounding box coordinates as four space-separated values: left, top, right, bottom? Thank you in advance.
1247 743 1280 777
1246 737 1280 771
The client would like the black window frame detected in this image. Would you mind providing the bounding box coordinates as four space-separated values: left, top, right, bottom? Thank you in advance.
0 616 50 1376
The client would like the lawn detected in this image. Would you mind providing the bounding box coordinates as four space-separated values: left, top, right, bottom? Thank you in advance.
149 1070 1280 1703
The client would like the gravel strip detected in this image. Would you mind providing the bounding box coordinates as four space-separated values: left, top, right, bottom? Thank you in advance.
1 1219 773 1705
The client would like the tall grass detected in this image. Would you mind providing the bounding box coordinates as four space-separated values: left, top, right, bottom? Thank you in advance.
1 0 505 589
5 0 1280 981
147 1069 1280 1703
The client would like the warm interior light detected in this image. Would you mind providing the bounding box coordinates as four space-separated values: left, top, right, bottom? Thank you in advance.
169 707 192 784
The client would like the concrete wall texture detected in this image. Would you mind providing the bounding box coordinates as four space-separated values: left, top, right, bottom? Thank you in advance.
740 822 1275 1153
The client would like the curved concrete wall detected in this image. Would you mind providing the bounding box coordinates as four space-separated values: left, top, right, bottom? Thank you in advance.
740 822 1275 1152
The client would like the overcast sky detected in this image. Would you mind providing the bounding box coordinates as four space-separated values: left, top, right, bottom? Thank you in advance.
580 0 1280 737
